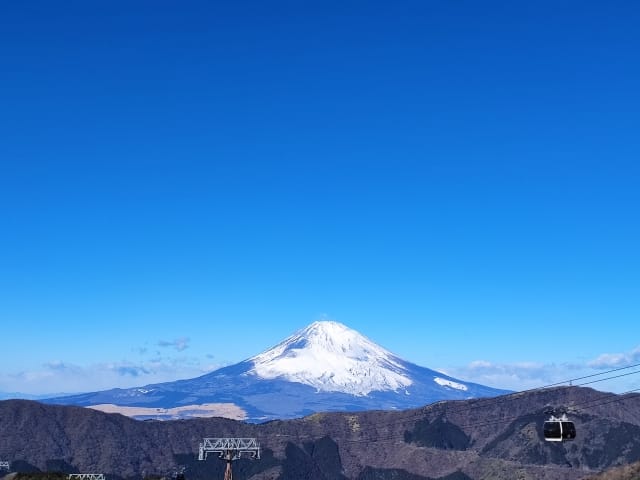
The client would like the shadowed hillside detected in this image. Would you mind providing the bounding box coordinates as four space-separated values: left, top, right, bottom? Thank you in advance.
1 387 640 480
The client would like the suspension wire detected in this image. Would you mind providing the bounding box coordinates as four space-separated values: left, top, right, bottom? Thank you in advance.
459 362 640 407
539 361 640 388
456 387 640 429
573 369 640 387
262 367 640 444
427 364 640 420
338 387 640 444
436 367 640 427
574 388 640 410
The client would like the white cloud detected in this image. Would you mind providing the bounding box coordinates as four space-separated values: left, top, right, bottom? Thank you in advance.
444 350 640 394
44 360 82 372
158 337 190 351
0 356 221 396
588 345 640 369
443 360 586 392
468 360 493 369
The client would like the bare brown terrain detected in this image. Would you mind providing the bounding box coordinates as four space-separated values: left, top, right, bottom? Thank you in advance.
86 403 247 420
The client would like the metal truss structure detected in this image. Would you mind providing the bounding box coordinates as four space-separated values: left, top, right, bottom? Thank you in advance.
198 438 260 461
68 474 105 480
0 461 10 471
198 438 260 480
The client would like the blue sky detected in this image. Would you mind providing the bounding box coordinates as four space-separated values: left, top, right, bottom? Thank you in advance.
1 1 639 396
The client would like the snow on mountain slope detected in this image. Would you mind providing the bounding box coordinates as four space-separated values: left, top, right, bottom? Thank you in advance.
434 377 468 391
42 320 512 421
248 321 412 395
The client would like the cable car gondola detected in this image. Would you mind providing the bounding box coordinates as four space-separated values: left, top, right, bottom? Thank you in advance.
543 414 576 442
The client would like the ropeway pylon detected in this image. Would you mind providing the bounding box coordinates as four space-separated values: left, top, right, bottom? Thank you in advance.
198 438 260 480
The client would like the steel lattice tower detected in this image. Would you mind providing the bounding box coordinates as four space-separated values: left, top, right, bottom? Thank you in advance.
198 438 260 480
68 474 105 480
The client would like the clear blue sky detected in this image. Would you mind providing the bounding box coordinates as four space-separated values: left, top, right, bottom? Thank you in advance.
1 1 639 396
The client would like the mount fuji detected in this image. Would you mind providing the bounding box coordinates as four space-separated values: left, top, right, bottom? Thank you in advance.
43 321 510 421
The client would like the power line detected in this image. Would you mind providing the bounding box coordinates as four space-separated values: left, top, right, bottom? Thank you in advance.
261 366 640 445
337 387 640 444
573 369 640 387
541 361 640 388
456 387 640 430
427 363 640 420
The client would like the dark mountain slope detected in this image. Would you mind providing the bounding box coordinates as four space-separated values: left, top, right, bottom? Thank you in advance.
2 387 640 480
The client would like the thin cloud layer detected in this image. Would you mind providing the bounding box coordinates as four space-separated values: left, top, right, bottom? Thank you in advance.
158 337 190 351
446 350 640 393
5 345 639 396
442 360 567 391
588 345 640 369
0 356 219 396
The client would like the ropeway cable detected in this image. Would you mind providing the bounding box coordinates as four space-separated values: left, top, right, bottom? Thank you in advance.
455 387 640 430
263 366 640 443
337 387 640 444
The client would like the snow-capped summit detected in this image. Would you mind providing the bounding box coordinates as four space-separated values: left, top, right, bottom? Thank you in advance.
248 320 412 395
43 320 512 421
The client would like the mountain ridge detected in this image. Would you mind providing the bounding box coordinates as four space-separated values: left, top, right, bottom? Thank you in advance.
3 386 640 480
42 321 509 421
